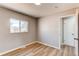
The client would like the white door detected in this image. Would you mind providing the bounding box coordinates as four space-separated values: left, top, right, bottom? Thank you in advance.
63 16 75 47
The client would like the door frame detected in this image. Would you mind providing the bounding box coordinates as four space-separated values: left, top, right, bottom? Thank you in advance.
75 9 79 56
60 14 75 49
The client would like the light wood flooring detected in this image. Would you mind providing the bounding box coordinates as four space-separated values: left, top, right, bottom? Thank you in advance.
2 43 75 56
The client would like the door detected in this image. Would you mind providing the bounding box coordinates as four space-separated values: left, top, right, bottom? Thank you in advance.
63 16 75 47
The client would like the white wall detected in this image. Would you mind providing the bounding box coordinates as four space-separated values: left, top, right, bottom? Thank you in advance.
0 7 36 52
38 9 75 49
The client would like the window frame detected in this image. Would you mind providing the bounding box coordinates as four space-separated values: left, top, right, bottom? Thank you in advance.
10 18 28 33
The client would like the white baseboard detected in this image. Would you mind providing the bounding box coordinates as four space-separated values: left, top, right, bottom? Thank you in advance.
36 41 60 50
61 43 75 47
0 41 36 56
21 41 37 48
0 41 60 55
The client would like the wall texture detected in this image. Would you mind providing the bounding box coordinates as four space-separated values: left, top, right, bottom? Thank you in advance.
0 7 36 52
38 9 75 49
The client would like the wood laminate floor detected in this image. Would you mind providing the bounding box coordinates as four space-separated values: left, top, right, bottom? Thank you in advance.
2 43 75 56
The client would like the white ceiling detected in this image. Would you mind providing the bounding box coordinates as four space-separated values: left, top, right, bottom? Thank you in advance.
0 3 79 17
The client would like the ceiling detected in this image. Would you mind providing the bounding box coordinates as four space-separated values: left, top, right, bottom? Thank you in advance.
0 3 79 18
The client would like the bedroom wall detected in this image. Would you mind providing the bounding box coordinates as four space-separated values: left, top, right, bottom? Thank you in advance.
38 9 76 49
0 7 36 52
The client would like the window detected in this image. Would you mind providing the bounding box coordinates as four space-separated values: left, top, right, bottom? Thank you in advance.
10 18 20 33
21 21 28 32
10 18 28 33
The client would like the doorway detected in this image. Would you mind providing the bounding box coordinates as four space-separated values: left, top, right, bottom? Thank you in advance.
61 16 75 47
60 15 76 55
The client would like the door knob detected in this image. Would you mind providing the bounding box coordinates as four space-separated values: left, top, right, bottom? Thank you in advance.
74 38 79 40
72 33 74 35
